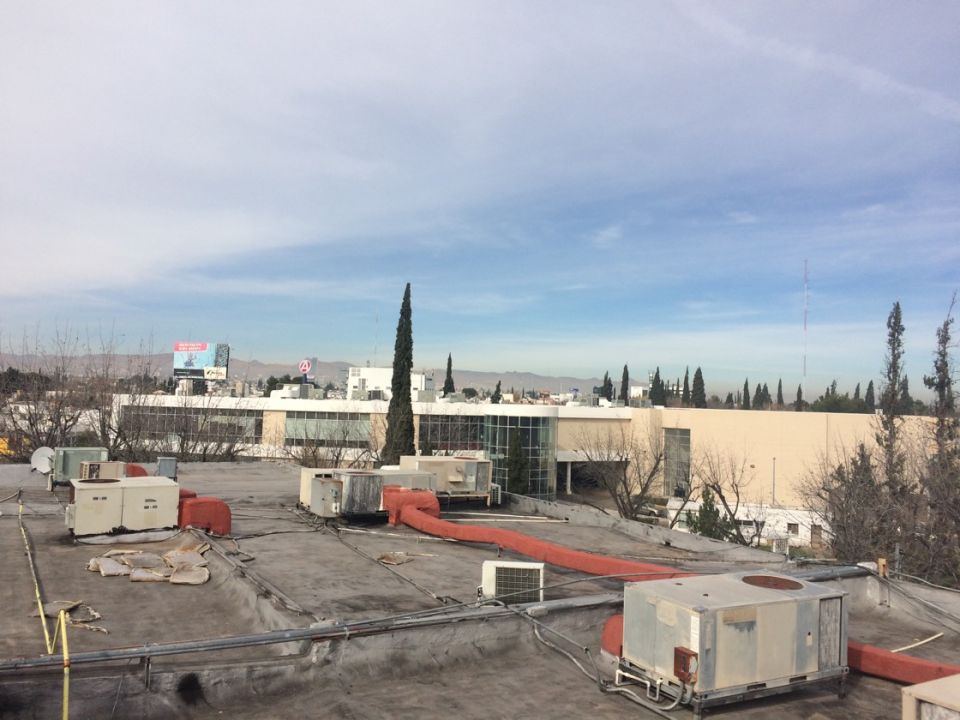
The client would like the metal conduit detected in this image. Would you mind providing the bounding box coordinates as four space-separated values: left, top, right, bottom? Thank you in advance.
0 594 622 673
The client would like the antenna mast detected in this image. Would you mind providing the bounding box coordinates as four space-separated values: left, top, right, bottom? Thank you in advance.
803 260 809 399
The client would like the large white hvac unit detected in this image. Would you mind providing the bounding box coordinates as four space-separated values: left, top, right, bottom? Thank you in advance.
65 477 179 536
479 560 544 605
305 469 439 518
621 572 848 716
398 456 492 495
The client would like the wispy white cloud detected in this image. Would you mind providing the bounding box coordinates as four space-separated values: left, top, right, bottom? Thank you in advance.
587 224 623 248
675 1 960 124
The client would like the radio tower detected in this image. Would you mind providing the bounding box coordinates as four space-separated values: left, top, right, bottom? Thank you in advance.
803 260 809 400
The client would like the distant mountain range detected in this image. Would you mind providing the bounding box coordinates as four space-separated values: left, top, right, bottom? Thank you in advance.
0 352 609 392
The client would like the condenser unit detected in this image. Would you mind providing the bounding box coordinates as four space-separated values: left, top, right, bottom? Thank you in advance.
620 572 847 715
66 478 123 535
479 560 544 604
488 483 502 506
52 447 109 488
120 477 179 531
309 477 342 519
79 461 125 481
334 471 384 515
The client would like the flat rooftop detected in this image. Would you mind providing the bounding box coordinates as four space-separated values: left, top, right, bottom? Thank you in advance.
2 461 959 719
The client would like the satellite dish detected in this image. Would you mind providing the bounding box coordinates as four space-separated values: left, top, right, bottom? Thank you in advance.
30 447 55 475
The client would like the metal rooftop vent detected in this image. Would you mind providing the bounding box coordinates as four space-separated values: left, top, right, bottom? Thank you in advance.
479 560 544 605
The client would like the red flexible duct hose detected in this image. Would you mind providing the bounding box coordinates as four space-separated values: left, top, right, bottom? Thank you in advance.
385 491 960 685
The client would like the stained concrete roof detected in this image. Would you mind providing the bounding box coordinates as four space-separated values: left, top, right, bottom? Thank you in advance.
1 461 959 719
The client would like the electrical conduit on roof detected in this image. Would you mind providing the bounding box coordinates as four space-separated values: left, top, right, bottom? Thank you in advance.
384 489 960 686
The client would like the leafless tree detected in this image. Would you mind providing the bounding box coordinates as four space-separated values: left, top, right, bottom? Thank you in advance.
575 418 664 521
0 328 86 460
689 447 760 545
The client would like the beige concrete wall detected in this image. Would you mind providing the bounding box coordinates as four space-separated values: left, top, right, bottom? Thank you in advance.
261 410 287 449
649 408 881 507
556 417 630 451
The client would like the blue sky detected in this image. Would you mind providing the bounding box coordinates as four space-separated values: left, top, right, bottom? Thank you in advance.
1 2 958 395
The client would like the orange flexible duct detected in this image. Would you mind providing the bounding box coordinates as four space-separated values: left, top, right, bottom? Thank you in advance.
383 487 960 686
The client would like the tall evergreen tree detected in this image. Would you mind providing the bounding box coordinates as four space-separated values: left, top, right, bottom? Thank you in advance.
923 299 958 476
383 283 415 464
742 379 751 410
724 392 735 408
601 371 614 402
620 364 630 405
877 301 906 490
491 380 503 404
752 383 763 409
776 379 784 408
865 380 876 411
681 367 691 406
853 382 861 401
506 426 529 494
675 378 681 398
795 384 804 411
442 353 455 397
650 367 666 405
898 376 914 415
691 367 707 408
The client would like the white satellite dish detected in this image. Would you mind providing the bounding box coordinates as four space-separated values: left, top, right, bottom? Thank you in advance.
30 447 55 475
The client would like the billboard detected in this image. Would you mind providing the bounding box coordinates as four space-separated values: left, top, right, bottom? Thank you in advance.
173 342 230 380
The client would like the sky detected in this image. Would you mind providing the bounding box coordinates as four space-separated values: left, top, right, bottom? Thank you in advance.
1 2 958 396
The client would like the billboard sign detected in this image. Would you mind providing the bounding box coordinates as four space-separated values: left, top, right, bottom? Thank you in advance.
173 342 230 380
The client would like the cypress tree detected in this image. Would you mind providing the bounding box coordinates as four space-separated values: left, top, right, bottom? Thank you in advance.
681 367 691 406
724 392 735 408
651 367 665 405
383 283 415 465
762 382 771 407
752 383 763 409
506 426 529 494
853 382 861 401
865 380 875 411
795 384 804 411
776 379 784 408
742 379 751 410
877 301 906 489
691 367 707 408
491 380 503 404
442 353 455 397
601 371 613 402
620 364 629 405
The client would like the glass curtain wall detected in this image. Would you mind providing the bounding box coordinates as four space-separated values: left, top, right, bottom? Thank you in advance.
483 414 557 500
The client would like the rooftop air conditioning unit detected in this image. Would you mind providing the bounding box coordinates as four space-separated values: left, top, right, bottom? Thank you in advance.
334 471 384 515
299 468 335 508
52 447 109 488
488 483 502 506
620 572 848 715
79 461 125 481
479 560 544 605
